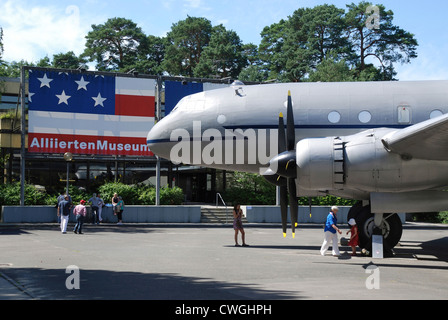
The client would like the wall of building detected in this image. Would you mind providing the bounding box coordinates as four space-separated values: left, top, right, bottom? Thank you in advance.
1 205 202 223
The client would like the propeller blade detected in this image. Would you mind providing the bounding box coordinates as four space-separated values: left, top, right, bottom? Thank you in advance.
279 185 288 237
286 91 295 151
278 112 286 153
279 112 288 237
288 178 298 238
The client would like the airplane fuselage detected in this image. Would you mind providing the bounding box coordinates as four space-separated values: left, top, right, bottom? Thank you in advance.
147 80 448 202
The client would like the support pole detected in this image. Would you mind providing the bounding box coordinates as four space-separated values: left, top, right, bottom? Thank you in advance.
20 66 26 206
156 156 161 206
155 76 163 206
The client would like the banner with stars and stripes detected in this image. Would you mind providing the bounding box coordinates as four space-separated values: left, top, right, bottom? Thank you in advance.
27 68 156 156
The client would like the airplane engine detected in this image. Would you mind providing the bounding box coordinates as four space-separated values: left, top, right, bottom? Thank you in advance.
296 137 345 190
296 129 448 194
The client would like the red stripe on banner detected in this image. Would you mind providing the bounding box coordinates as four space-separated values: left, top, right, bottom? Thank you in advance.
28 133 154 157
115 94 155 117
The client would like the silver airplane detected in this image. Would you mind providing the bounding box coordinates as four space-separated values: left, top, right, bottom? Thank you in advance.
147 80 448 256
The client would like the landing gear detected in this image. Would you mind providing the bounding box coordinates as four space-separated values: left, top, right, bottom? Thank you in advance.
347 203 403 257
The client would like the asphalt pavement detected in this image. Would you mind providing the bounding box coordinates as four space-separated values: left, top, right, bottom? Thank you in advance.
0 222 447 302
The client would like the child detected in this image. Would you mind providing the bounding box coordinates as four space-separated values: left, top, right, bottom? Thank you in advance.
346 218 359 256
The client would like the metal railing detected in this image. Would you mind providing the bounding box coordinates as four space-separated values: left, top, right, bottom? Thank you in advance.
216 193 229 224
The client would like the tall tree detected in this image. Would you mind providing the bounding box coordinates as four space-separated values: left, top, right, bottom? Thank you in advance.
260 5 350 82
345 1 418 79
259 19 289 81
130 35 167 75
82 17 147 72
238 43 269 82
259 2 418 82
52 51 88 69
307 51 354 82
0 27 4 66
163 16 213 77
194 24 247 79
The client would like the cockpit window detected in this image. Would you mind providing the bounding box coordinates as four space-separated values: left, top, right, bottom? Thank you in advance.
171 93 206 113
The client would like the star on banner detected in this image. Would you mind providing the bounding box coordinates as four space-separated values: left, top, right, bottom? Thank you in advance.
56 90 71 105
38 74 53 88
75 76 90 91
92 92 107 107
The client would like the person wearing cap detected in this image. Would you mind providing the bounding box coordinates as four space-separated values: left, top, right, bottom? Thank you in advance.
320 206 342 256
73 200 87 234
346 218 359 256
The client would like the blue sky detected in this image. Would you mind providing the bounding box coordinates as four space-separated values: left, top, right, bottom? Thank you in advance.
1 0 447 81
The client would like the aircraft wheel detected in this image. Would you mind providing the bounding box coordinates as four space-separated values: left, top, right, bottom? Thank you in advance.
350 205 403 250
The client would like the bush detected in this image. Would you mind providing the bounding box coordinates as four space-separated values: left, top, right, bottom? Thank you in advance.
439 212 448 224
0 183 48 205
138 186 184 205
98 182 139 205
97 182 185 205
160 186 184 205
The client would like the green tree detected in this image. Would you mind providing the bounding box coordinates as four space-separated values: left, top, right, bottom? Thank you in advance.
130 35 167 75
52 51 88 69
345 1 418 80
0 60 34 77
163 16 213 77
259 19 289 81
284 5 350 81
260 5 350 82
0 27 4 66
307 52 354 82
194 24 247 79
82 17 147 72
238 43 269 82
259 2 418 82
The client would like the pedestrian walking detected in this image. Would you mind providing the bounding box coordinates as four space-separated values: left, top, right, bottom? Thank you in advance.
320 206 342 256
73 200 87 234
58 195 72 234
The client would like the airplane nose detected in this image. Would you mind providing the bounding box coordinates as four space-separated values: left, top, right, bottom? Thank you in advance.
147 119 170 158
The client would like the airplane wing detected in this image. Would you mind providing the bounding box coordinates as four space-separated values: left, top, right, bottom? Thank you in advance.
381 113 448 160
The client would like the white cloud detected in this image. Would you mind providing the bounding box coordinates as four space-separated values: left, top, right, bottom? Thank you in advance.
0 1 89 63
395 43 448 81
184 0 202 8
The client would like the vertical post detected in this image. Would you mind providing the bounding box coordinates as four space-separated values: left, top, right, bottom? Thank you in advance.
66 162 70 196
20 66 26 206
155 156 161 206
64 152 73 196
155 76 163 206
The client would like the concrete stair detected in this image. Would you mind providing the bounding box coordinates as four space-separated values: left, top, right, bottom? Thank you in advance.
200 206 248 224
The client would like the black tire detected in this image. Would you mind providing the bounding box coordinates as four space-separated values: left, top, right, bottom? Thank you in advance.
351 205 402 250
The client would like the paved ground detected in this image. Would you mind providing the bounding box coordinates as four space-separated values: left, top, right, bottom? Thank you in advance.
0 222 447 301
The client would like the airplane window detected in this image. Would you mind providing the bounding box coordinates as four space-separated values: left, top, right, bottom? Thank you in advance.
430 109 443 119
358 111 372 123
328 111 341 124
217 114 227 124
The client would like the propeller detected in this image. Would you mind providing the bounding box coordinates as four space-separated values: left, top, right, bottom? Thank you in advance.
263 91 299 238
